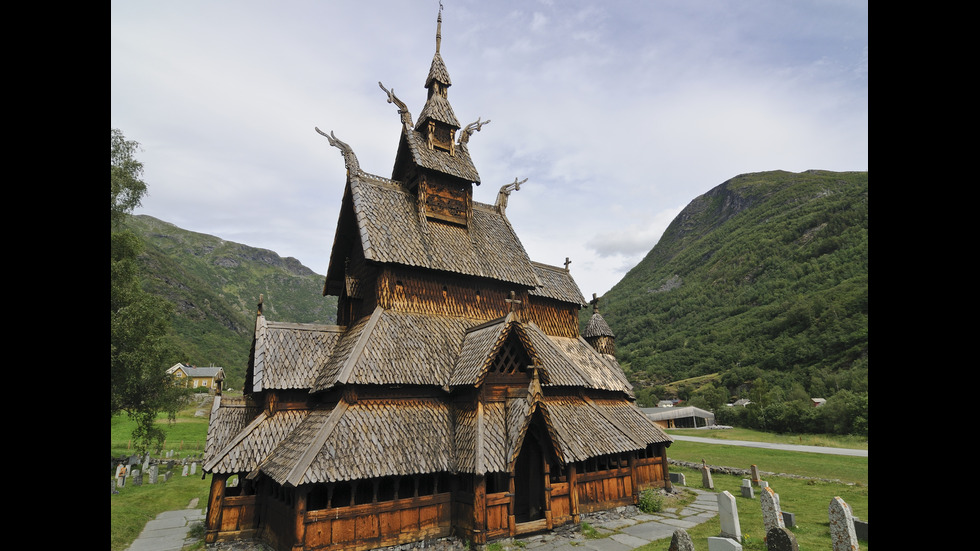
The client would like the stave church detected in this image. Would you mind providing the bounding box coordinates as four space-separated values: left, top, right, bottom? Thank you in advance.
202 7 673 551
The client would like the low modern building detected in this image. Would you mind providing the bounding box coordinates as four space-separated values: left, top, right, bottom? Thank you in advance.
642 406 716 429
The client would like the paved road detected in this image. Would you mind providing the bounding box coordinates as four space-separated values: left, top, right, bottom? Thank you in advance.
667 434 868 457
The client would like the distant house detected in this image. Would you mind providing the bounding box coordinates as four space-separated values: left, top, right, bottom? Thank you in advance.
167 363 224 391
731 399 752 407
657 399 682 408
642 406 716 429
811 398 827 407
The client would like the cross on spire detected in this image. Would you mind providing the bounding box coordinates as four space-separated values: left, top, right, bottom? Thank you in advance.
590 293 600 314
564 257 572 272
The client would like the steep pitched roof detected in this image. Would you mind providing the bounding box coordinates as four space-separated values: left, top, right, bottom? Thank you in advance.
325 173 540 291
249 315 345 393
530 262 587 305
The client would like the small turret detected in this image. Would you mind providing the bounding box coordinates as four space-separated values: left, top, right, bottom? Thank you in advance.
583 293 616 356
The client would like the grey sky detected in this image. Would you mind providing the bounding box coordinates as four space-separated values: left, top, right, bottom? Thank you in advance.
111 0 868 297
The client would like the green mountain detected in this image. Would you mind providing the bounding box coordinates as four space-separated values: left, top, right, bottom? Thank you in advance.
593 170 868 410
123 214 338 391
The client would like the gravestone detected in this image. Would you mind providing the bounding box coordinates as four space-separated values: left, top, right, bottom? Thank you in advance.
853 518 868 541
750 464 761 487
111 478 118 495
740 479 754 499
765 526 798 551
182 464 189 477
149 464 159 484
668 528 695 551
706 536 743 550
828 496 859 550
782 511 795 528
132 469 142 486
670 472 687 486
717 491 741 541
165 471 172 482
760 480 769 490
700 460 714 490
190 462 197 475
760 487 785 533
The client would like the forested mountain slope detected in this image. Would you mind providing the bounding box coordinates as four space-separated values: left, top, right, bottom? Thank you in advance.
595 170 867 410
123 215 338 390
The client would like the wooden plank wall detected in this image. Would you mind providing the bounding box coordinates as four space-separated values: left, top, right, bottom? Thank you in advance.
302 493 452 551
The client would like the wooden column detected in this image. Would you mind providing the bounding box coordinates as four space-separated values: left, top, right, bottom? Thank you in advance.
660 446 672 492
507 472 516 536
204 473 227 543
291 487 308 551
543 460 553 530
567 463 580 524
473 474 487 544
628 453 639 503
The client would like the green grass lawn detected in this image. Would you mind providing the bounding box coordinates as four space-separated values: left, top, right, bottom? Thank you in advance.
639 433 869 550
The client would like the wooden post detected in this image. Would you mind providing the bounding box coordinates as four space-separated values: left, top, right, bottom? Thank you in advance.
628 452 639 503
543 460 553 529
204 474 227 543
660 446 672 492
567 463 580 523
292 487 308 551
508 472 516 536
473 474 487 544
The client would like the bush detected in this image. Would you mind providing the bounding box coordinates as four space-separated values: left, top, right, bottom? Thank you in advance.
637 489 664 513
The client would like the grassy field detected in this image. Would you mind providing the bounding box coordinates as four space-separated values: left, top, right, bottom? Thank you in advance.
111 407 868 550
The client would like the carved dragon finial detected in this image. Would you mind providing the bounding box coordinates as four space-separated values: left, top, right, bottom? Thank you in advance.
459 117 490 145
315 127 360 175
495 177 527 213
379 81 413 128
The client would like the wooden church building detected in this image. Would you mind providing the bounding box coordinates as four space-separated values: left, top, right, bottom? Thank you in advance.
203 9 673 551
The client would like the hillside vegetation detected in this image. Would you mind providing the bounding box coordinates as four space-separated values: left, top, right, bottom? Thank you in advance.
593 170 867 432
123 215 338 390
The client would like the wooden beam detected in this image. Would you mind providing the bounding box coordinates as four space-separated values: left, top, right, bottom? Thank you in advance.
567 463 580 524
205 473 227 543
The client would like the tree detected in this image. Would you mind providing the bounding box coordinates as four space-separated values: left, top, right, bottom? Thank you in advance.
111 129 186 455
111 128 148 228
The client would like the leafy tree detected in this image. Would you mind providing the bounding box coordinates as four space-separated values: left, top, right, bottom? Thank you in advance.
110 129 186 455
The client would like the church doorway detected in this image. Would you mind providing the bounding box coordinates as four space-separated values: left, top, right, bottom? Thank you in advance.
513 417 547 524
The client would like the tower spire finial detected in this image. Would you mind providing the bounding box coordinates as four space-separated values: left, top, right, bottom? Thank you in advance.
436 1 443 54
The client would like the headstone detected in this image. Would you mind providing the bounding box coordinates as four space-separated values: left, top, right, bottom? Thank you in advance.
700 460 714 490
668 528 695 551
740 479 754 499
765 526 798 551
760 480 769 490
853 519 868 541
828 496 859 550
760 487 785 533
165 471 172 482
670 472 687 486
782 511 795 528
132 469 142 486
190 462 197 475
707 536 743 550
115 464 126 478
111 478 118 495
717 491 741 541
750 464 761 487
149 464 159 484
182 464 189 477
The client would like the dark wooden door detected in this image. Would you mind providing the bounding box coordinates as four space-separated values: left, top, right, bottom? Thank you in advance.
514 430 545 523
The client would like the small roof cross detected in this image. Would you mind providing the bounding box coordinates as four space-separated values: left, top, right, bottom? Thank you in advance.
590 293 600 314
505 291 522 313
564 257 572 272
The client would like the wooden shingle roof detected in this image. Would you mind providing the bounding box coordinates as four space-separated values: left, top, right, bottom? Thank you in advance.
203 397 307 475
530 262 587 305
257 398 454 486
250 315 345 393
329 174 537 287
